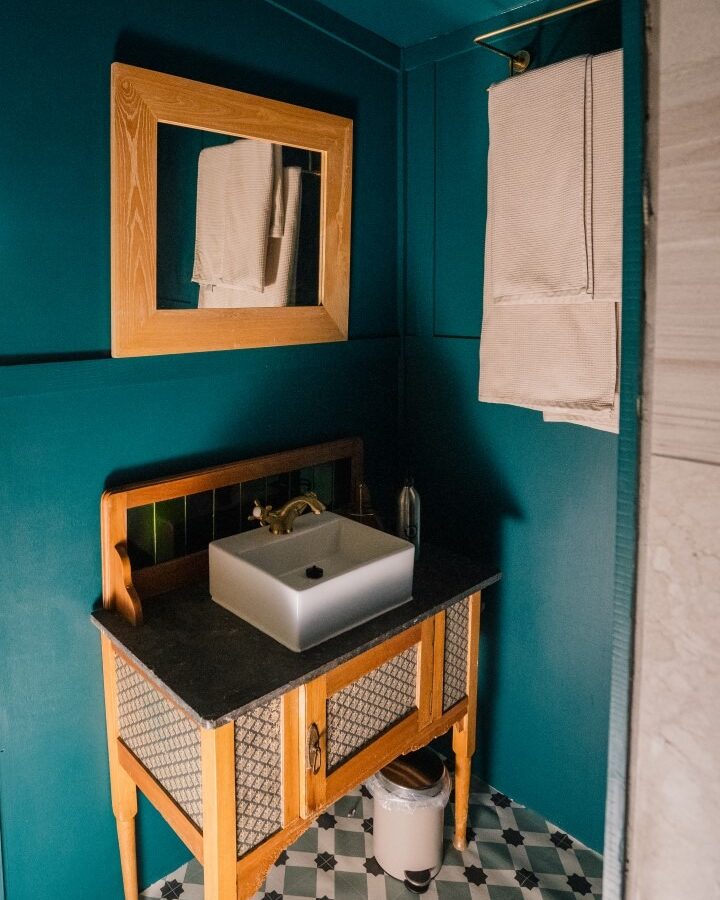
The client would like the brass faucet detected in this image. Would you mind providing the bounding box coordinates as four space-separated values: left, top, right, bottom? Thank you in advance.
249 492 326 535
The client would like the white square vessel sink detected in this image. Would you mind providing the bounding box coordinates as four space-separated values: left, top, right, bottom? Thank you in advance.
209 512 415 652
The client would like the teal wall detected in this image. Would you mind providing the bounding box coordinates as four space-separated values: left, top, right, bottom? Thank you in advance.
402 1 622 851
0 1 399 897
0 0 640 893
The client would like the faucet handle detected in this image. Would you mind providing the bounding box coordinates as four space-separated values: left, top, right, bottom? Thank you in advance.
249 499 273 525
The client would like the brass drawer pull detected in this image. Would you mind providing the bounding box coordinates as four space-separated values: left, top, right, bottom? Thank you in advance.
307 723 322 774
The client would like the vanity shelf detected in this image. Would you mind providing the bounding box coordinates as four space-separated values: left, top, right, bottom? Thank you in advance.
92 440 500 900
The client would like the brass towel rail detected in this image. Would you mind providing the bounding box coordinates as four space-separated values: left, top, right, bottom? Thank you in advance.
473 0 605 74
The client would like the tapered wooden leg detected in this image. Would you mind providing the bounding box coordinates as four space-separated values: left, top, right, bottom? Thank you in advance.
452 721 472 850
201 723 238 900
101 635 139 900
452 593 482 851
116 817 139 899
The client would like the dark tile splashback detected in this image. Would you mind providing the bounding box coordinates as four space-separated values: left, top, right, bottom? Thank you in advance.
127 458 352 571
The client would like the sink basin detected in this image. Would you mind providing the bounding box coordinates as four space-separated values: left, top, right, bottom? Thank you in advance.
209 512 415 652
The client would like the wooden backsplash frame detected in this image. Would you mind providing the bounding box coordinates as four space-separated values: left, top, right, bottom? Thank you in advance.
101 437 363 626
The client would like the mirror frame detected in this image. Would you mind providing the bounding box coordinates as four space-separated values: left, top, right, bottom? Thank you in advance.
111 63 352 357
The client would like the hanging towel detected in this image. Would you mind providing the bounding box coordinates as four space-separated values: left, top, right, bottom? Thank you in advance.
488 55 593 305
192 139 283 294
588 49 623 302
537 49 624 431
542 300 621 432
478 49 623 425
487 50 623 306
270 143 285 240
542 402 619 432
199 166 302 309
478 296 618 410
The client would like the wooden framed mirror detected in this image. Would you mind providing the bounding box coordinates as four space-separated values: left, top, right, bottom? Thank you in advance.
111 63 352 357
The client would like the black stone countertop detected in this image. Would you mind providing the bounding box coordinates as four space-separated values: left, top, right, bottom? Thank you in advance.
92 543 500 728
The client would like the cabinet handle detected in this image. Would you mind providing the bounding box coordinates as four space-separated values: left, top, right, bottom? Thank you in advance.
307 723 322 774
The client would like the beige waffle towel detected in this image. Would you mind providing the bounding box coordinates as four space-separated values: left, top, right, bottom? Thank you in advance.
478 299 618 410
587 49 623 302
488 50 622 306
199 167 301 309
540 49 623 431
192 139 283 295
479 50 623 426
488 55 593 305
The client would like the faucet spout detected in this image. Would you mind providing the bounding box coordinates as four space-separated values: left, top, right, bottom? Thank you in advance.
250 492 326 535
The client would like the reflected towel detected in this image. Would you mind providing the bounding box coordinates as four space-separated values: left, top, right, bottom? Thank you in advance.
192 139 283 294
199 167 301 309
270 143 285 239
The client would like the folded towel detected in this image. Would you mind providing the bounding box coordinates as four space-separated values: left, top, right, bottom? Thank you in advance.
199 167 301 309
537 49 624 431
542 402 619 433
487 50 623 306
589 49 623 302
488 55 593 305
192 139 283 294
541 300 621 433
270 143 285 239
478 49 623 427
478 299 618 410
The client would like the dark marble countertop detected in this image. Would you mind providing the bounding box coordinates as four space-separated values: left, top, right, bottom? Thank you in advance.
92 543 500 728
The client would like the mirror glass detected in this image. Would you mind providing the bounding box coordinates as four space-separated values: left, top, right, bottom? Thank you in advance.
156 124 322 310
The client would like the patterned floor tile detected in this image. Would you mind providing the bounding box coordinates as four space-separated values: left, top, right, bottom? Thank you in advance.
140 775 603 900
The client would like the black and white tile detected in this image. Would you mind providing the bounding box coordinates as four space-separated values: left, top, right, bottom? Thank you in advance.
141 776 602 900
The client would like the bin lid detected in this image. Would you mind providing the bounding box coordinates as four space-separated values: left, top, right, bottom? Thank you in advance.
376 748 446 799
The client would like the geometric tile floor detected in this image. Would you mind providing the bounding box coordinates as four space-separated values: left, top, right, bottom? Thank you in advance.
140 771 602 900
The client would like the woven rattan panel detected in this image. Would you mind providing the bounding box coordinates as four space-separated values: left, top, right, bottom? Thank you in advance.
234 697 283 857
443 598 470 711
115 656 203 827
326 646 417 771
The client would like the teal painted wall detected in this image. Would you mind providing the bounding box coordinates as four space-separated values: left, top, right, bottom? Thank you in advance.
0 0 640 891
402 1 622 851
0 1 399 897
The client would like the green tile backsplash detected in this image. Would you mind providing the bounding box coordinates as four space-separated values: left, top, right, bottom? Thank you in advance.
126 460 352 570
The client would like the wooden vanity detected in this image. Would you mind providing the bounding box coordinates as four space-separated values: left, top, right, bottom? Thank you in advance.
93 439 500 900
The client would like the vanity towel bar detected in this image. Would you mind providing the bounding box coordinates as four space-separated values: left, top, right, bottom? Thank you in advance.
473 0 605 74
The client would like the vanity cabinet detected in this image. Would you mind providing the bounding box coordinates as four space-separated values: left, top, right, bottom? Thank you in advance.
93 440 499 900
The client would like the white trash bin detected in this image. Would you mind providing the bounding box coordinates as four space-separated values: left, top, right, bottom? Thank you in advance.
367 749 451 894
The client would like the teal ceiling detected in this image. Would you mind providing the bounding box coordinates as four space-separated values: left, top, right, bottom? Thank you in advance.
313 0 527 46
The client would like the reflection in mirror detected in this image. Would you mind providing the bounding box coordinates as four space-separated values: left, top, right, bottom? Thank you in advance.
157 125 321 310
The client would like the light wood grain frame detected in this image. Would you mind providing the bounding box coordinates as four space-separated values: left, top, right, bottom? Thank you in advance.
111 62 352 357
300 619 437 816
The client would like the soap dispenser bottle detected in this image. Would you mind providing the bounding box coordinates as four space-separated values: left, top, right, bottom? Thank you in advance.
397 477 420 559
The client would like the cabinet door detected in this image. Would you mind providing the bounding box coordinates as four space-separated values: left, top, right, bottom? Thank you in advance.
299 620 435 817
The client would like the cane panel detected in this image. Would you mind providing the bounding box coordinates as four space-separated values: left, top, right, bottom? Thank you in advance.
326 646 417 771
115 656 203 827
443 597 470 712
234 698 283 857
